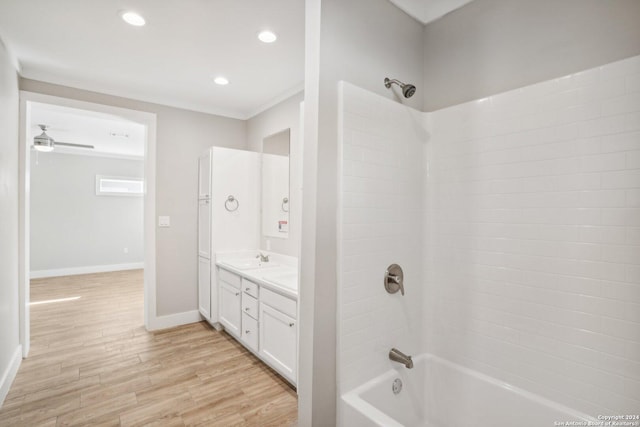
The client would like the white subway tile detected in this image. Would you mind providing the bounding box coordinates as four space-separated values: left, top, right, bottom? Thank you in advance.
581 152 626 172
602 92 640 116
602 170 640 188
627 72 640 93
340 61 640 415
601 131 640 153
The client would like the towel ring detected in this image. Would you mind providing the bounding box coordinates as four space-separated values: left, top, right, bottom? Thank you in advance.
225 195 239 212
281 197 289 212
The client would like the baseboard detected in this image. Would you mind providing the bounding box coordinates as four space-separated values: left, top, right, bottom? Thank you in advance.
30 262 144 279
0 346 22 408
147 310 203 331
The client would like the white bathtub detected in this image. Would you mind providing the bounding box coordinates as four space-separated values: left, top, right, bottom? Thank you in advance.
342 354 597 427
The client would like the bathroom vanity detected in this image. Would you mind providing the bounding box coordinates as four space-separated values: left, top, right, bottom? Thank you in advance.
196 127 299 386
216 255 298 385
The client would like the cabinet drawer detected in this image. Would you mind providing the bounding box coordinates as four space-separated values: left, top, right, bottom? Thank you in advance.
242 279 259 298
242 293 258 320
218 268 241 289
260 288 296 319
242 313 258 352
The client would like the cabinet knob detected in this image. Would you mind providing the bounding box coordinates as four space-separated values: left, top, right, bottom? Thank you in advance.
289 323 295 327
245 288 250 291
245 330 250 334
235 292 240 296
245 307 250 311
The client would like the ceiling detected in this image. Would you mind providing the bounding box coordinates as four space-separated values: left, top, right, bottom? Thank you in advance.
30 102 145 158
387 0 475 24
0 0 304 120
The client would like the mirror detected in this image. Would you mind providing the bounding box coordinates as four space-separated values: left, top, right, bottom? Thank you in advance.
261 129 290 239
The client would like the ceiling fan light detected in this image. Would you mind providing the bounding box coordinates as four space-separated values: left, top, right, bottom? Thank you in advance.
121 11 146 27
34 132 55 152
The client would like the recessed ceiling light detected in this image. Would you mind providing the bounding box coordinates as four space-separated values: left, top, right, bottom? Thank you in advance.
214 77 229 86
258 30 277 43
121 11 146 26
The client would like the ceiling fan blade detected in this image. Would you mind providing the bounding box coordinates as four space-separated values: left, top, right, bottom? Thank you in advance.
55 141 95 149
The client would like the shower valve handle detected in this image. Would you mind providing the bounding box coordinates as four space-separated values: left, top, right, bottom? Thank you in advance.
384 264 405 296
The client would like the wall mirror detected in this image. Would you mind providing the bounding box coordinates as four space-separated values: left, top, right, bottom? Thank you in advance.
261 129 290 239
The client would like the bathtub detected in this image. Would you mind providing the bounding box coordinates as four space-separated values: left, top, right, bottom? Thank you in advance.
342 354 597 427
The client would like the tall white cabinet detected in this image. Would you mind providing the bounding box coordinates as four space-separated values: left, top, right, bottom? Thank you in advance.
197 151 212 319
197 147 260 326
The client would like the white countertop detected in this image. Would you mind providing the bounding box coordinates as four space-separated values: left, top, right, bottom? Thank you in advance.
215 253 298 300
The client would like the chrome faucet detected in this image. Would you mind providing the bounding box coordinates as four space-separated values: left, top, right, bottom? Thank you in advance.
256 252 269 262
389 348 413 369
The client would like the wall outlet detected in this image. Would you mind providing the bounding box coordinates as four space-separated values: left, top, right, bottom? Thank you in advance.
158 216 171 227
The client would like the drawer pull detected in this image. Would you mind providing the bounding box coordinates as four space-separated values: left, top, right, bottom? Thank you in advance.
245 330 250 334
235 292 240 296
245 287 250 291
289 323 295 327
245 307 250 311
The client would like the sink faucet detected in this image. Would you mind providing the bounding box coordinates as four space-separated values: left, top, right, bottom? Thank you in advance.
389 348 413 369
256 252 269 262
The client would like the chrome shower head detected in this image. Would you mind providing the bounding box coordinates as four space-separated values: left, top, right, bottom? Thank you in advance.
384 77 417 98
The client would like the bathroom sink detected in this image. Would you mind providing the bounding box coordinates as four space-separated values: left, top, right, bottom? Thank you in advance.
219 259 279 270
262 271 298 290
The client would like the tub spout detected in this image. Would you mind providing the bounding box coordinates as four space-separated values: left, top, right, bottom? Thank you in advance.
389 348 413 369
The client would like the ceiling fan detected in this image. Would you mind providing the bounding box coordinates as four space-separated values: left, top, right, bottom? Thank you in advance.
33 124 95 152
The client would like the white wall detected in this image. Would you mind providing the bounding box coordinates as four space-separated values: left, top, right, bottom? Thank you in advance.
20 78 247 317
0 37 21 406
247 92 303 257
422 0 640 111
301 0 425 423
337 82 425 400
426 54 640 416
30 152 144 275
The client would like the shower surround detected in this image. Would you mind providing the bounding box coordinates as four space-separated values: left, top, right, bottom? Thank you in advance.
338 54 640 426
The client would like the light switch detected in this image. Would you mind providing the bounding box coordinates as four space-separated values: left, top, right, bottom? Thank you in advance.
158 216 171 227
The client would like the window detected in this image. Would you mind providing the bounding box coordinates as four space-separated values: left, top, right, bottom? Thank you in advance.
96 175 144 196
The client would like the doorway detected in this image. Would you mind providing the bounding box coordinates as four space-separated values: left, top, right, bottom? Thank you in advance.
18 91 157 357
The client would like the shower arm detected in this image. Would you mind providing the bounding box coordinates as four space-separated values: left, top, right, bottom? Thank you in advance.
384 78 404 89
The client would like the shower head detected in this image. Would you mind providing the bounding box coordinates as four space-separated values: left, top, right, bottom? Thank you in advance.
384 77 417 98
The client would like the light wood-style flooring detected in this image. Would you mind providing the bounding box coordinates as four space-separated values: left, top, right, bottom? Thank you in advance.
0 270 298 426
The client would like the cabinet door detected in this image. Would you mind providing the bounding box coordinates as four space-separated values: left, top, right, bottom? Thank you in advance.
198 150 211 199
198 257 211 319
259 303 297 384
198 199 211 258
219 282 241 337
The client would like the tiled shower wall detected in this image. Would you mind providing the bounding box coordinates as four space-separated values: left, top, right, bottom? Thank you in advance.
426 55 640 415
338 82 426 395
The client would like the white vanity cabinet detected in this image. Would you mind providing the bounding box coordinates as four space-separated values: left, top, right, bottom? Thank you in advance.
259 288 297 384
218 269 242 337
216 265 298 386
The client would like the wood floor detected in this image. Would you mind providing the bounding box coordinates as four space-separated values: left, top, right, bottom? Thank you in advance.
0 270 298 426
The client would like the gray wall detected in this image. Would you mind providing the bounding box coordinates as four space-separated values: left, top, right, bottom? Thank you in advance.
20 78 247 317
300 0 425 424
0 38 20 402
30 153 144 272
247 92 304 258
422 0 640 111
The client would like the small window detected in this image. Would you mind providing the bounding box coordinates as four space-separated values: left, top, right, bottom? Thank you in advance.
96 175 144 196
